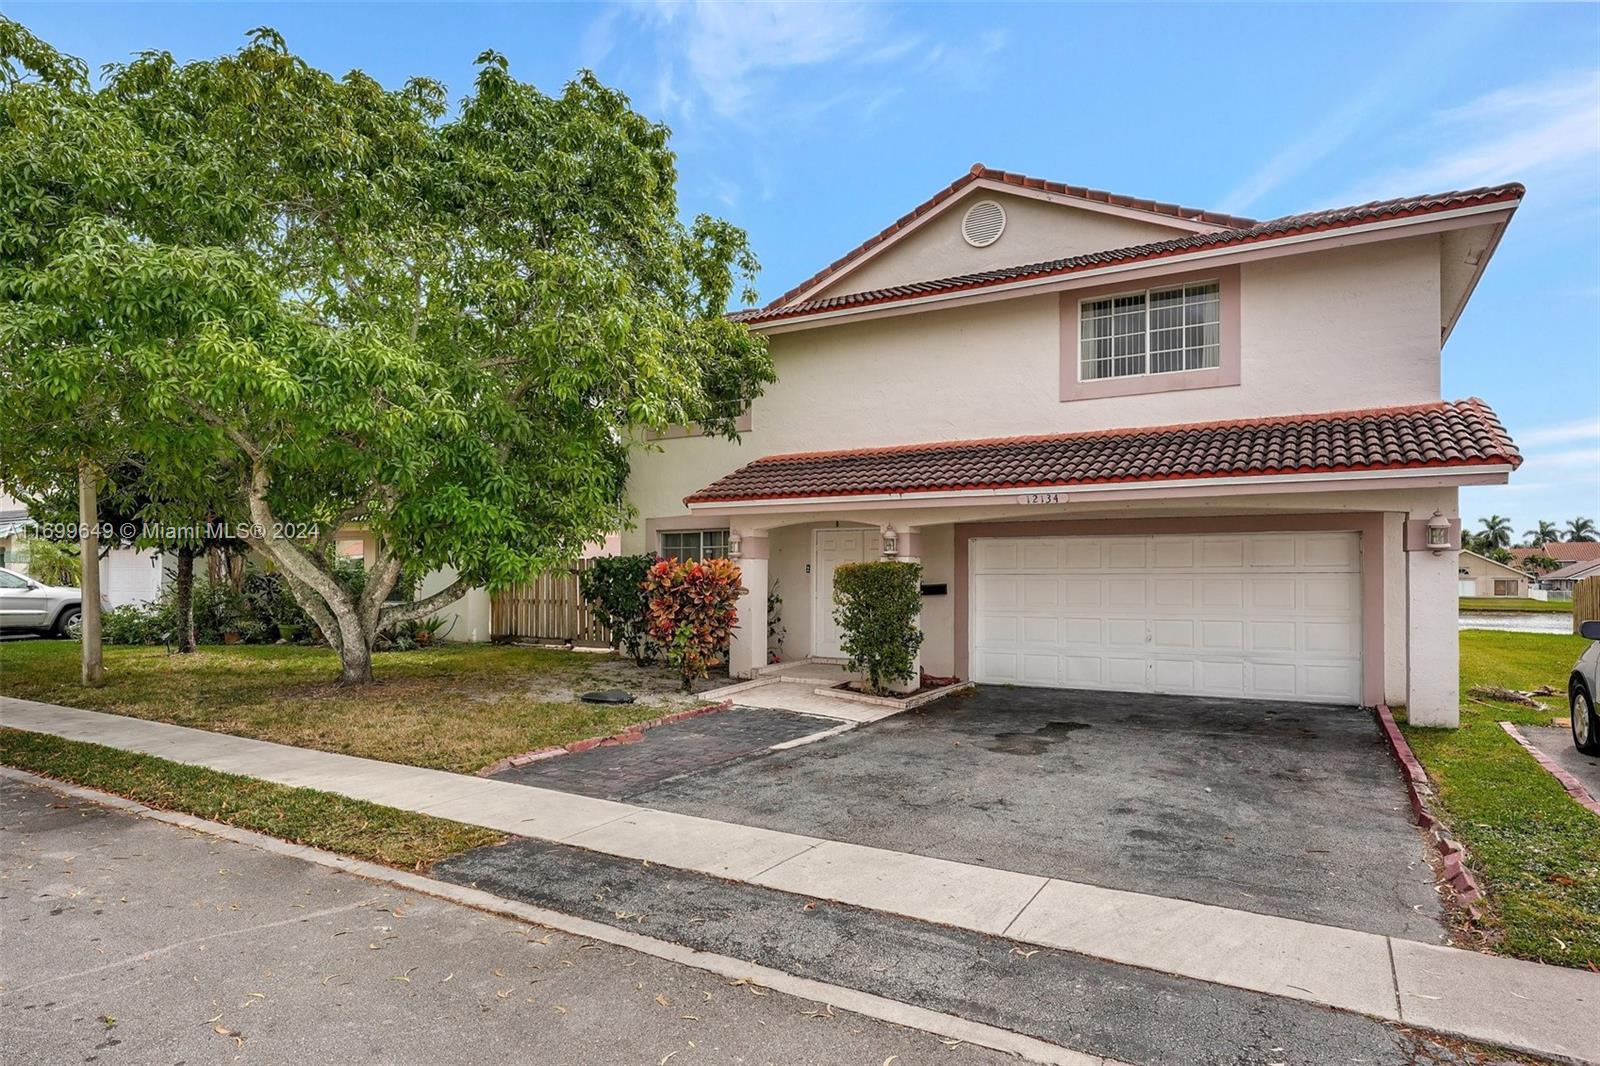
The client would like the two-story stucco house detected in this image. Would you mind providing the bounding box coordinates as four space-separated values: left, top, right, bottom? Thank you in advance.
621 165 1525 728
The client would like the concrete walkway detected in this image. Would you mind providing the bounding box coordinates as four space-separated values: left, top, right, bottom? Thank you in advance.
3 695 1597 1063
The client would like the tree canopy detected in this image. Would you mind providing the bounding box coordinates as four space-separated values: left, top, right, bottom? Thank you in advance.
0 21 775 681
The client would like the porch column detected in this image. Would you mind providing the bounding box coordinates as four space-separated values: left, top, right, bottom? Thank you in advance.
886 526 923 694
727 531 769 679
1404 509 1461 727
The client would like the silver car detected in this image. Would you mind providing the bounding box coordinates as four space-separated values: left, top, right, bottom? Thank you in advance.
1572 620 1600 755
0 566 82 638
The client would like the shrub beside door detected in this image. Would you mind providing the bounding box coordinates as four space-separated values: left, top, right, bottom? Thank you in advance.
832 560 924 695
644 557 742 691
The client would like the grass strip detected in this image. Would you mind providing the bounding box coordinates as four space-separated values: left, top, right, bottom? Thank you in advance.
0 727 502 869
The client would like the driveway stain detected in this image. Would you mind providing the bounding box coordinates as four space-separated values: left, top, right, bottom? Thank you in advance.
986 720 1090 755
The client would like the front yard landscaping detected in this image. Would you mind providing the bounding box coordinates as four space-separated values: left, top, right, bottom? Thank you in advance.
0 641 714 774
1400 630 1599 969
1458 596 1572 614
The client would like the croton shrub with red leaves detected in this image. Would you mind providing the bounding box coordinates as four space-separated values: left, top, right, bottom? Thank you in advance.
644 557 743 691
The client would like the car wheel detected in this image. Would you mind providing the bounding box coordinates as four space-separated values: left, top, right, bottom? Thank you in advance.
1574 685 1600 756
55 606 82 641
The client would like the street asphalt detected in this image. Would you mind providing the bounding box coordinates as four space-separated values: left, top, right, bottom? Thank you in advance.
633 687 1445 940
435 837 1527 1066
0 777 1013 1066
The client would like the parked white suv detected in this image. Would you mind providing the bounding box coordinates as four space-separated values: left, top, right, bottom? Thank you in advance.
0 566 82 638
1572 620 1600 756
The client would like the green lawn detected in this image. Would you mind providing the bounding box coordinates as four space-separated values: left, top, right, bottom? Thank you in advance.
1458 596 1572 614
0 641 703 774
1399 630 1599 968
0 728 500 868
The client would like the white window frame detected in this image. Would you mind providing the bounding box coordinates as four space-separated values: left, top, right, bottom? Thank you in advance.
658 529 730 563
1077 279 1221 383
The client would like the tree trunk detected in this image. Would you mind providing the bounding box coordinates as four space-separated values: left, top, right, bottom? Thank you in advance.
174 547 196 653
77 461 104 687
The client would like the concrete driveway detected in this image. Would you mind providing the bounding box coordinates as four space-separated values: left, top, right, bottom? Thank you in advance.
633 687 1445 941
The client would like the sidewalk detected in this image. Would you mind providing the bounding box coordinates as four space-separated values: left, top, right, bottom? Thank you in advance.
4 695 1596 1063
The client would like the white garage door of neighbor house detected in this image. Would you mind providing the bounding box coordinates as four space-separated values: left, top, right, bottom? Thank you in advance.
970 532 1362 704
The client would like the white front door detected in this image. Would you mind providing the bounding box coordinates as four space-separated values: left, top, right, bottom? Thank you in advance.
970 532 1363 704
812 528 880 659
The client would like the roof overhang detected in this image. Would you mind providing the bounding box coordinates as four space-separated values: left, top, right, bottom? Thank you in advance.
685 464 1514 515
752 201 1517 336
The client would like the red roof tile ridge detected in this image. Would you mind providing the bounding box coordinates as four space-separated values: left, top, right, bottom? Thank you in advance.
735 183 1524 326
759 165 1259 312
740 400 1479 467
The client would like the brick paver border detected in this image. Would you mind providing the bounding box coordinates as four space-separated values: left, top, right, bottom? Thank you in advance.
476 699 733 776
1499 721 1600 817
1375 704 1485 917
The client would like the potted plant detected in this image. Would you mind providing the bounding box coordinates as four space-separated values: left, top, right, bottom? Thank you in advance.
414 616 446 646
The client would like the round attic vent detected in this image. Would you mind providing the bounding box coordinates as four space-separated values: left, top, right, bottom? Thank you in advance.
961 199 1007 248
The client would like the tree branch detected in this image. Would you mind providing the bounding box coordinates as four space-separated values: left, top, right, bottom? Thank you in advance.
379 576 469 629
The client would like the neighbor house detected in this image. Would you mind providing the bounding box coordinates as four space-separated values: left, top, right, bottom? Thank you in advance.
1457 550 1530 598
0 492 165 608
1538 557 1600 599
619 166 1525 728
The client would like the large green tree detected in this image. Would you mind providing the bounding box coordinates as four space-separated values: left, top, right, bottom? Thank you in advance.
0 23 774 682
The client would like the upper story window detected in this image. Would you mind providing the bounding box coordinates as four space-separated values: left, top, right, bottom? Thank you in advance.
1079 281 1221 381
659 529 729 563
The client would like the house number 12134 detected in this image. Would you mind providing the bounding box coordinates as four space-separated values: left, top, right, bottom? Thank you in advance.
1020 493 1063 505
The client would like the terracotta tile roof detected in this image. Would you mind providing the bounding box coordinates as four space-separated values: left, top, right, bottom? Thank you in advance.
684 399 1520 505
1512 542 1600 564
733 182 1523 327
1540 557 1600 582
764 164 1258 311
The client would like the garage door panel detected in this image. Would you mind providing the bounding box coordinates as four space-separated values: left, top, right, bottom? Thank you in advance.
1303 576 1358 612
1153 579 1194 608
1063 617 1102 644
1250 579 1297 610
1021 616 1058 644
1152 537 1196 569
1106 617 1146 647
1022 539 1061 570
1021 577 1060 608
1153 659 1195 691
1304 663 1360 701
1152 618 1195 649
1106 538 1148 568
971 532 1362 705
976 574 1020 607
1021 654 1060 684
1251 662 1299 698
1250 620 1297 652
1247 535 1298 568
1198 660 1246 695
977 614 1019 643
1107 579 1146 608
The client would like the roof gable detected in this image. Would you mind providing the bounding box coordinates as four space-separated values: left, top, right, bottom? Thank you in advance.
772 164 1253 310
809 188 1205 302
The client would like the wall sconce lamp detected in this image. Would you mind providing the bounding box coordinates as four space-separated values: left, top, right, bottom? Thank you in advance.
881 527 899 557
1426 511 1451 554
728 531 743 560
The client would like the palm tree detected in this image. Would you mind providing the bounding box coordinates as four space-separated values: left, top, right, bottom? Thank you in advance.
1524 520 1560 548
1478 515 1513 549
1566 517 1597 543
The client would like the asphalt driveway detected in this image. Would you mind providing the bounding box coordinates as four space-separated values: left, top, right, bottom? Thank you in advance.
633 687 1446 941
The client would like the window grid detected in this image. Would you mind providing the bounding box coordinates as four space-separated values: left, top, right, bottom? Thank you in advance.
1080 281 1220 381
659 529 730 563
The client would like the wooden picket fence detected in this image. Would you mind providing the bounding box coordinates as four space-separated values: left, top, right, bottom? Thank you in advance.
490 558 612 646
1573 576 1600 635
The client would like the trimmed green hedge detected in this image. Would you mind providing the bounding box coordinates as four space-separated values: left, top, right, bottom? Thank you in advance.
833 560 924 694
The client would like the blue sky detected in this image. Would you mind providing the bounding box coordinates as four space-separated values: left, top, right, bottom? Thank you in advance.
10 2 1599 539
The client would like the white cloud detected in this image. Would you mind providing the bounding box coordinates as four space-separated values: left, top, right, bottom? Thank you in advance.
631 1 908 120
1339 68 1600 205
1516 416 1600 448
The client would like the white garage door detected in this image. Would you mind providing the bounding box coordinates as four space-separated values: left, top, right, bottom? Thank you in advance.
971 532 1362 703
